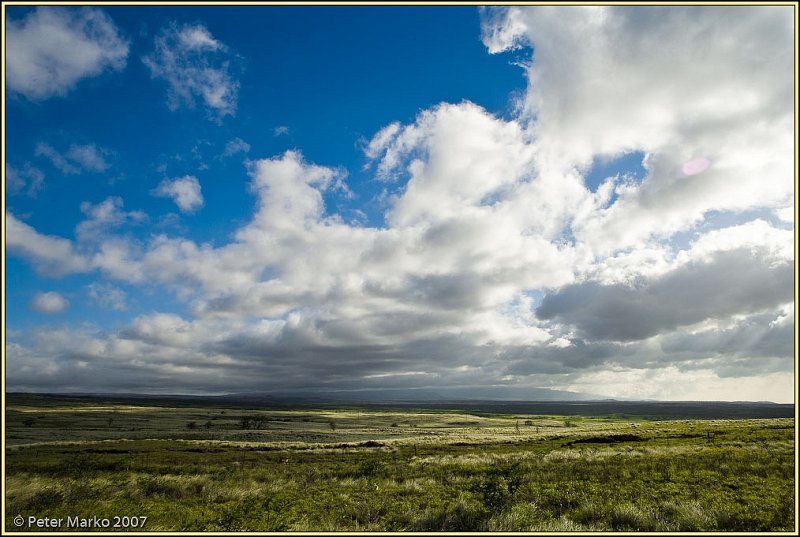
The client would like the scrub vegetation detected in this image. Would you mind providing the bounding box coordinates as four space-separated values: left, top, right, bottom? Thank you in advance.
5 394 795 532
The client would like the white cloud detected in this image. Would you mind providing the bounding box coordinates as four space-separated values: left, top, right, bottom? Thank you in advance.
483 6 794 256
482 6 792 164
6 7 128 100
76 197 147 242
364 122 400 170
35 143 80 174
222 137 250 157
86 283 128 311
246 150 343 225
551 367 794 403
6 163 45 196
35 142 111 175
66 144 110 172
30 291 69 314
178 25 222 51
367 102 542 228
681 219 793 264
774 205 794 224
126 313 196 348
91 240 148 284
152 176 204 213
6 213 90 276
143 23 240 120
273 126 290 137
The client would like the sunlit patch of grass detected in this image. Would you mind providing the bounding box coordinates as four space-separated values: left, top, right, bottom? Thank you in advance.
485 502 544 530
609 502 658 531
530 516 602 531
658 499 715 531
134 474 210 501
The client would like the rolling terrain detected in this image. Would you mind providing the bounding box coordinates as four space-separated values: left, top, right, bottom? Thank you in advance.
4 394 796 532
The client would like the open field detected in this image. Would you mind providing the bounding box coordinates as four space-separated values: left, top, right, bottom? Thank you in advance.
4 395 796 532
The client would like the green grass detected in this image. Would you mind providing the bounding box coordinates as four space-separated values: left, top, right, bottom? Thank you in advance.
4 400 795 531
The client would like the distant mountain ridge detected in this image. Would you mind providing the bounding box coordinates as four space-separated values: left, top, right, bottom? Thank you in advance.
6 392 794 420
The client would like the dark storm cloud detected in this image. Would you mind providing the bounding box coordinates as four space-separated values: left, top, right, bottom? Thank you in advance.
537 248 793 342
362 272 493 312
504 340 623 375
659 311 793 359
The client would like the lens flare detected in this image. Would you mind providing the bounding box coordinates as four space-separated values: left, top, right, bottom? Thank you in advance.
681 157 710 176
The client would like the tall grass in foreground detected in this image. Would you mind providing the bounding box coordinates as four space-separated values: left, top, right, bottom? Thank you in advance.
5 409 795 532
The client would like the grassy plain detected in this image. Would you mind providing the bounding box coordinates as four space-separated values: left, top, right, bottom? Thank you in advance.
4 395 796 532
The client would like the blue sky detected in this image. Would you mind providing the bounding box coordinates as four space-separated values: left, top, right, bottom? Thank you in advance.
4 5 795 402
6 6 524 327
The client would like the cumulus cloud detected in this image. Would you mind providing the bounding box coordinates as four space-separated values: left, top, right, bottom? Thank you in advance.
482 6 792 163
30 291 69 314
6 7 128 100
483 5 794 256
143 23 241 119
10 197 148 285
152 176 204 213
6 213 90 276
5 7 795 401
